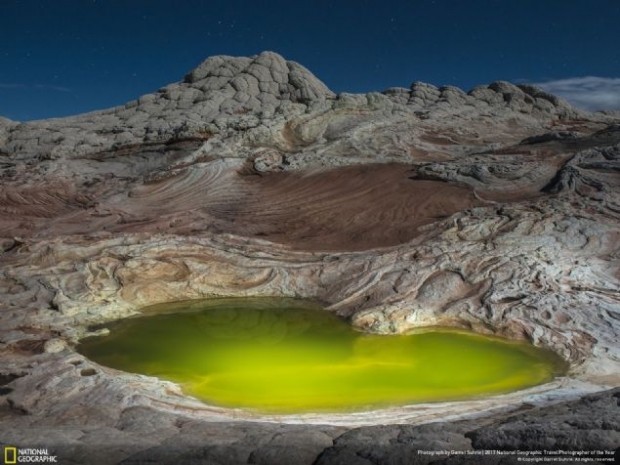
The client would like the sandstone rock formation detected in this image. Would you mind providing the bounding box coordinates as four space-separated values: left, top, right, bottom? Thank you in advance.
0 51 618 463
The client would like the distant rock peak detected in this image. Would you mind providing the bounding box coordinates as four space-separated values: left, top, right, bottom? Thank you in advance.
183 51 335 103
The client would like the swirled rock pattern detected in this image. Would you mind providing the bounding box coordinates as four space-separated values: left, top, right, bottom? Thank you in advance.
0 52 618 463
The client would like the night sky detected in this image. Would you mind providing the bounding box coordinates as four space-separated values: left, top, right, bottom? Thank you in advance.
2 0 620 121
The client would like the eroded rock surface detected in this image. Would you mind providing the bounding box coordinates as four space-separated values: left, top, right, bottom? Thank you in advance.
0 52 618 463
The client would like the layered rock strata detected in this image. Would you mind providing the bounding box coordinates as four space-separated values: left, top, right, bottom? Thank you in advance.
0 52 618 463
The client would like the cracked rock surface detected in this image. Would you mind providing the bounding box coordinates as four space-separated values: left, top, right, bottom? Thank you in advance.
0 52 618 463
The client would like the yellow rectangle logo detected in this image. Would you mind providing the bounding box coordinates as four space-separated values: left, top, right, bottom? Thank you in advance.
4 446 17 465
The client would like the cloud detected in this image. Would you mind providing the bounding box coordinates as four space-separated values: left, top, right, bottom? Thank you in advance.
0 83 71 93
33 84 71 93
0 83 27 89
533 76 620 112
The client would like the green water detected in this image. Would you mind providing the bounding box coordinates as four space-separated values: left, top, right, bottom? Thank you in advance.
78 298 566 413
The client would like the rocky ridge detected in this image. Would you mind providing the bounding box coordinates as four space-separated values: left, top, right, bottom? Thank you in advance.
0 52 618 463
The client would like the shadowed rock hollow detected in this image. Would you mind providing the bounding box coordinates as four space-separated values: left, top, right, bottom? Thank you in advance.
0 51 618 463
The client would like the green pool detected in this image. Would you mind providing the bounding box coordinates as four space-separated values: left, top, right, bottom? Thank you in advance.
78 298 566 413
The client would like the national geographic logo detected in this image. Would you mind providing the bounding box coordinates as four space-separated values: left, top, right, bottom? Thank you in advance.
3 447 57 463
3 447 16 465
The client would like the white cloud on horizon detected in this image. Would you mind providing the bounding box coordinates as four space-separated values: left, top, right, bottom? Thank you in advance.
534 76 620 112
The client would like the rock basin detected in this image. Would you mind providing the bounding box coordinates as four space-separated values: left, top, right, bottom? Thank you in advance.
78 297 566 414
